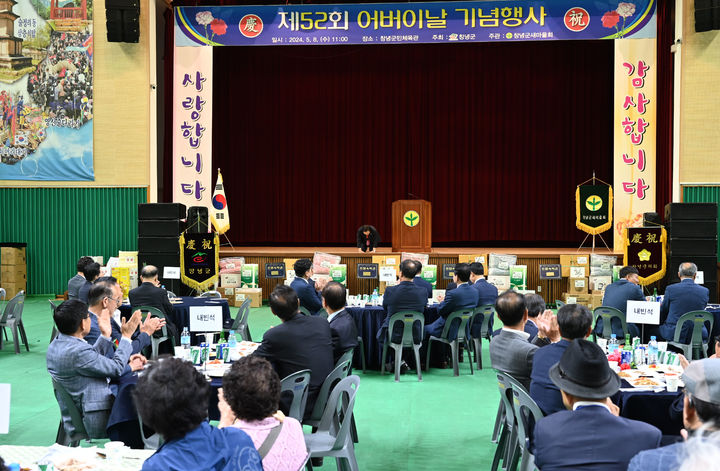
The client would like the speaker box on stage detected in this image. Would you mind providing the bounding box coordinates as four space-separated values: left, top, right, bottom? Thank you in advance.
187 206 209 233
137 237 180 254
643 212 661 227
138 203 186 221
138 219 186 237
666 220 718 238
665 202 718 221
106 0 140 43
695 0 720 32
668 238 718 256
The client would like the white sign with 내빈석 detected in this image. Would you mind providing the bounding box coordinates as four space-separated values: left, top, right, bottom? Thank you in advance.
189 306 223 332
626 300 661 325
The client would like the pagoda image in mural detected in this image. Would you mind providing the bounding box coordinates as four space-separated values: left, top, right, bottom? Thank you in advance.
0 0 31 70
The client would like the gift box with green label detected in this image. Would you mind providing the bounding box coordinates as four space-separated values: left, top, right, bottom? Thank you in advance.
241 264 259 288
329 264 347 285
421 265 437 287
509 265 527 290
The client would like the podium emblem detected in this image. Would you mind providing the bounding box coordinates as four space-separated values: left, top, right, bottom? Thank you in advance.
403 210 420 227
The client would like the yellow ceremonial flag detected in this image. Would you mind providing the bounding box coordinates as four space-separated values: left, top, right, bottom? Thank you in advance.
211 170 230 235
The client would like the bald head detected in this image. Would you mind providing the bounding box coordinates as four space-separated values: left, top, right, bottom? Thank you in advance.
140 265 159 280
679 262 698 279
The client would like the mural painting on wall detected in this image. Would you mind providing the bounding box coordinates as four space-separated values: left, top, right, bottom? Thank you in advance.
0 0 93 181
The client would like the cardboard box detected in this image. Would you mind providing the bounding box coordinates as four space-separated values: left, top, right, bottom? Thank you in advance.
222 287 235 297
1 247 26 266
232 293 246 307
589 276 612 292
3 281 26 298
111 266 131 298
560 255 590 277
236 287 262 308
221 273 242 288
590 293 604 309
488 254 517 276
487 275 511 291
568 277 588 294
561 292 591 306
569 266 587 278
457 254 489 267
1 266 26 282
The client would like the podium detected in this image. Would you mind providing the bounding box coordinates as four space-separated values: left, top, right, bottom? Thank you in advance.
392 199 432 252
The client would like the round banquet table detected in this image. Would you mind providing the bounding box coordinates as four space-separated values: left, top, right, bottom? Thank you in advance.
611 379 684 436
345 304 441 370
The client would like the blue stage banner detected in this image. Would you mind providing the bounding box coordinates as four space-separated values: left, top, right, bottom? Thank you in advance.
175 1 655 47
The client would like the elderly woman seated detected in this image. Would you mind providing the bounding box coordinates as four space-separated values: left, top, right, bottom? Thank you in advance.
219 356 309 471
133 357 263 471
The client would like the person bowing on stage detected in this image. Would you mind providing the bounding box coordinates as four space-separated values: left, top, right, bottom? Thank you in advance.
357 225 380 253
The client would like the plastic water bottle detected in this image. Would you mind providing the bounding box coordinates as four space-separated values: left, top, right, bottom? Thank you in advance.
608 334 619 354
371 288 379 305
228 330 238 348
180 327 191 350
648 336 658 365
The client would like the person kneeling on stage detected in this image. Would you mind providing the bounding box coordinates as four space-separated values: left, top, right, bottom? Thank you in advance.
357 224 380 253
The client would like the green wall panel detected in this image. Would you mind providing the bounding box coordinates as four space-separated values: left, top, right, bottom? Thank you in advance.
683 185 720 261
0 187 146 294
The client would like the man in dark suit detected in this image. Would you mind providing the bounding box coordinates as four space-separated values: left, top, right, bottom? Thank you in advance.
412 261 433 298
532 339 661 471
424 263 479 339
596 265 644 338
253 284 334 418
468 261 499 337
356 224 380 253
530 304 593 415
47 300 144 439
658 262 710 343
378 260 427 366
322 281 358 363
77 261 100 304
523 294 546 342
490 291 560 389
68 256 93 300
290 258 326 315
129 265 178 349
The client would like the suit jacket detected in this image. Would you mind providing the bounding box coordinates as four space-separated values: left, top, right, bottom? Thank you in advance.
413 276 433 298
529 339 570 415
532 405 661 471
472 278 499 307
85 312 151 356
47 333 133 438
67 274 85 300
437 283 479 318
253 313 334 417
628 442 683 471
78 280 92 304
356 225 380 251
489 329 539 390
595 279 645 337
328 309 358 363
379 281 427 343
290 277 323 315
445 282 457 291
659 278 709 343
129 282 174 320
524 319 539 343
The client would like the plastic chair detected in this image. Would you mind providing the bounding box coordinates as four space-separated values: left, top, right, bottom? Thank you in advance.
299 306 312 316
0 290 28 354
380 311 424 382
425 309 474 376
317 308 329 319
166 291 177 299
669 310 715 360
336 348 355 369
592 306 628 341
491 371 519 471
356 336 366 373
138 413 163 450
554 300 564 309
200 290 222 298
136 305 170 360
304 359 352 428
49 299 61 343
469 305 495 370
507 375 544 471
224 298 252 341
304 375 361 471
52 379 90 447
280 369 311 422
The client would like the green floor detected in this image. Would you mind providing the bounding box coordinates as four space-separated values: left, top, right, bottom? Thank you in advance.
0 296 501 469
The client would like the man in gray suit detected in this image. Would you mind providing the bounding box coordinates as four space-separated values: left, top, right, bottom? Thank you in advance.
490 291 560 389
47 299 144 439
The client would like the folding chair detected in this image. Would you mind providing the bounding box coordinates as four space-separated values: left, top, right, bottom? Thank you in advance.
304 375 361 471
136 305 170 360
507 375 544 471
669 311 714 360
469 304 495 369
52 379 90 447
491 371 519 471
355 336 366 373
280 369 311 422
0 291 28 354
200 290 222 298
380 311 424 382
224 298 252 341
49 299 61 343
425 309 474 376
303 360 352 428
592 306 629 341
299 306 312 316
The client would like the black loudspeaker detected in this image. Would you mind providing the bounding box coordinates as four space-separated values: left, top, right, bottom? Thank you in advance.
138 203 186 221
106 0 140 43
666 220 717 238
665 202 718 221
695 0 720 32
643 212 661 226
137 237 180 254
187 206 209 233
138 219 186 237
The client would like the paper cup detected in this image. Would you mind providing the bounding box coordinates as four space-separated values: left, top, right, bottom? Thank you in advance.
104 441 126 462
665 373 679 392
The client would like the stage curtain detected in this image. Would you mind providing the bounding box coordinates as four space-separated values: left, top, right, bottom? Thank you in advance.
655 0 674 218
163 2 674 247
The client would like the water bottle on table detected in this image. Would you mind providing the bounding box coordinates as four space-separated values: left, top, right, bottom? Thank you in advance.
648 336 658 365
608 334 619 354
228 329 238 348
181 327 191 349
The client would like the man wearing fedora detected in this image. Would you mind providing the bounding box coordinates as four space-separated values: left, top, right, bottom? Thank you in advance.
532 339 661 471
628 358 720 470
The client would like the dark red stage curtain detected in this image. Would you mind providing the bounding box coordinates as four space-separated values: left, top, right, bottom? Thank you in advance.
655 0 674 217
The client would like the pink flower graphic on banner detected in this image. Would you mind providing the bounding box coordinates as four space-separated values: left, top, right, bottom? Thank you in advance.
601 10 620 28
616 3 636 18
210 19 227 41
195 11 215 40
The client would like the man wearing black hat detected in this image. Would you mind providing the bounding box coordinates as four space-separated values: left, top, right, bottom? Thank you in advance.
532 339 661 471
628 358 720 471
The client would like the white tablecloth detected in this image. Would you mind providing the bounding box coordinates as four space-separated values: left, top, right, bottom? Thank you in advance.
0 444 155 470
